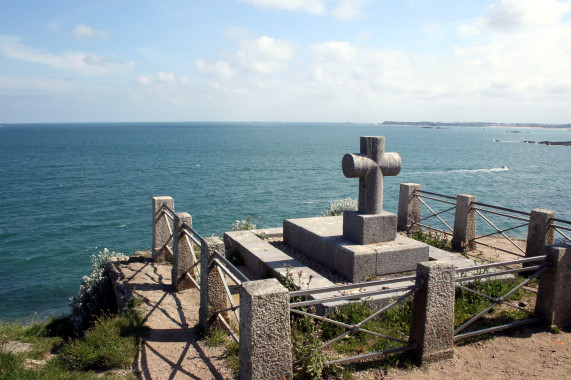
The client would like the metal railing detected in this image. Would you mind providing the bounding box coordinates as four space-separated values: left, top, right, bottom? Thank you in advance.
210 249 249 344
552 218 571 243
469 202 531 257
412 190 456 235
289 275 420 366
158 204 176 260
180 222 203 289
453 256 547 341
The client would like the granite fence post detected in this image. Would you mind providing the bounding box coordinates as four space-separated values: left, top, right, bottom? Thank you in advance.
198 236 230 332
172 212 196 291
239 278 292 380
409 261 455 364
152 196 174 262
397 183 422 232
452 194 476 252
535 244 571 328
525 209 555 258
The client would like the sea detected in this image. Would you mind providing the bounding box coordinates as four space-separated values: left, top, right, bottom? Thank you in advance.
0 122 569 321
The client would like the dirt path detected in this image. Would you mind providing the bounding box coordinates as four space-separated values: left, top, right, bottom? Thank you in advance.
108 254 233 380
109 243 569 380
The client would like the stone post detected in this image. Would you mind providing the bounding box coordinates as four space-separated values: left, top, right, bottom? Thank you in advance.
239 279 292 380
535 244 571 328
452 194 476 252
409 261 455 364
152 196 174 262
198 236 230 332
397 183 422 232
172 212 194 291
525 209 555 258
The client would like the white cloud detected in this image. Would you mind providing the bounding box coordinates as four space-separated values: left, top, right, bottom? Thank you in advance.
72 25 108 40
240 0 326 14
157 71 175 83
0 75 73 92
137 72 187 86
331 0 372 20
310 41 357 62
0 35 132 75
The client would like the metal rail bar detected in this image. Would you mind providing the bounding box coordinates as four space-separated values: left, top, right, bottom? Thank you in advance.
216 313 239 344
474 209 526 254
217 305 240 314
325 345 414 366
553 226 570 241
471 201 531 217
453 318 543 341
319 288 418 350
181 222 205 245
419 198 453 232
471 207 530 223
456 256 546 273
553 218 571 226
455 283 538 314
217 265 240 323
470 223 529 242
415 223 454 236
417 194 457 206
289 274 417 297
185 272 200 290
454 267 544 335
161 204 176 218
182 228 202 247
456 265 543 283
418 205 456 223
213 251 250 283
212 258 243 286
290 309 409 346
468 241 525 257
290 284 420 308
416 190 457 201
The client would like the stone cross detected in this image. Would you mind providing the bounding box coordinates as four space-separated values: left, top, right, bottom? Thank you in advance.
342 136 401 214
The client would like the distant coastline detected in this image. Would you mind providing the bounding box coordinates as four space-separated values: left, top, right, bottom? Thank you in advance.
383 121 571 130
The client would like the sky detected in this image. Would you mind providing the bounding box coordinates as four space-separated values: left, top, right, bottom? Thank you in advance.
1 0 570 124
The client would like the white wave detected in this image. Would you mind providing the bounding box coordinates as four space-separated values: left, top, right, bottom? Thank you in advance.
450 167 508 173
118 224 126 228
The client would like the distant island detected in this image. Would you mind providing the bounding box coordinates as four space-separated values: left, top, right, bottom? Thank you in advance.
383 121 571 129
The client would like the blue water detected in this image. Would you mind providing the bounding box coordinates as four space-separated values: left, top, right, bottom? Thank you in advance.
0 122 569 320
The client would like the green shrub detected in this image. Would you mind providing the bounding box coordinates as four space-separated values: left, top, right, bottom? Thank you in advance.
323 198 358 217
410 230 452 251
69 249 122 335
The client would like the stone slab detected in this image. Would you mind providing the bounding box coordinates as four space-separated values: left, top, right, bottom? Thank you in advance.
343 210 397 244
283 216 430 282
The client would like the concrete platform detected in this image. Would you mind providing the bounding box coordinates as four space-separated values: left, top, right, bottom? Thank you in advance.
283 216 430 282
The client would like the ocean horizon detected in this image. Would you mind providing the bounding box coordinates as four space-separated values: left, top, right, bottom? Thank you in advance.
1 122 569 320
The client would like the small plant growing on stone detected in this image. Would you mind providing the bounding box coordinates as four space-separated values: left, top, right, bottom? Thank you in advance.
410 229 452 251
322 198 358 217
231 215 261 231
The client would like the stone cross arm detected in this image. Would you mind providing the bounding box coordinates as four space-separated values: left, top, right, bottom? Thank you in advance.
342 136 401 214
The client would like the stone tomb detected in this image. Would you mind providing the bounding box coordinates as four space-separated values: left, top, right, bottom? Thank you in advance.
283 136 429 282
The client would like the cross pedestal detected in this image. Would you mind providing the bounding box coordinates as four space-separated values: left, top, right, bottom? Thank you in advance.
282 136 429 282
342 136 401 244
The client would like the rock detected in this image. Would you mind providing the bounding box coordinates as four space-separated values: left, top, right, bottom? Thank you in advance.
1 340 33 354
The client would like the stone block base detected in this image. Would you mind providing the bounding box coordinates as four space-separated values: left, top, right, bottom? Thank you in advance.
283 216 429 282
343 210 397 244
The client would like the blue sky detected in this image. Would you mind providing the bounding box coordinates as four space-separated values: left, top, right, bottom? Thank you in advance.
1 0 570 123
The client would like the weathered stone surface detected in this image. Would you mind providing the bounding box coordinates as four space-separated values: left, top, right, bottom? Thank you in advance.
452 194 476 251
1 341 32 354
397 183 422 232
284 216 429 282
172 212 196 291
526 209 555 258
152 196 174 262
535 244 571 327
343 210 397 244
239 279 292 380
409 261 455 364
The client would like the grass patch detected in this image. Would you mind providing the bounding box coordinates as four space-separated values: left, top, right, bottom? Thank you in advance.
204 327 228 347
410 230 452 251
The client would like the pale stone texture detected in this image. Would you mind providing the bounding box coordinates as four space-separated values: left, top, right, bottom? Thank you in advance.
409 261 455 364
526 209 555 258
535 244 571 327
172 212 196 291
198 236 230 332
452 194 476 251
152 196 174 262
397 183 422 232
343 210 397 244
239 279 292 380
